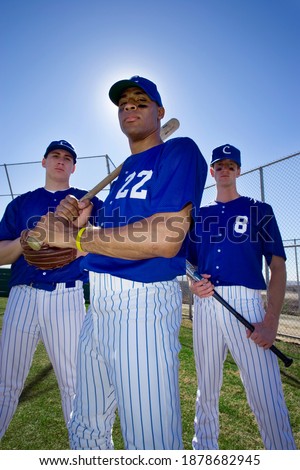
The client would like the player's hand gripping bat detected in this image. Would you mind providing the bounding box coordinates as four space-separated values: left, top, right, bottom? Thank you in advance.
186 260 293 367
26 118 180 251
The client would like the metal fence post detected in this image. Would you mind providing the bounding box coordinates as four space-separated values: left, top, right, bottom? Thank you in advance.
295 238 300 311
3 164 14 200
259 166 270 285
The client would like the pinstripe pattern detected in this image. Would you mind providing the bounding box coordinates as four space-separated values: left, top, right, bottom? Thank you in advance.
192 286 296 450
69 272 183 450
0 282 86 438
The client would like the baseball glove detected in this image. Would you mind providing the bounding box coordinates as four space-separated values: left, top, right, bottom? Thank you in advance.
20 230 77 270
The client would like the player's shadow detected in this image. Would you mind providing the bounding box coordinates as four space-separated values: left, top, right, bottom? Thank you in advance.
225 353 300 388
280 368 300 388
19 363 55 402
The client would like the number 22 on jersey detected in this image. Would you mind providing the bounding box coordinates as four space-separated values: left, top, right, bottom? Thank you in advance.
115 170 153 200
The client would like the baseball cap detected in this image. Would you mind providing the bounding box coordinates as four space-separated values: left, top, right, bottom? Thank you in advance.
210 144 241 167
109 75 163 107
44 140 77 163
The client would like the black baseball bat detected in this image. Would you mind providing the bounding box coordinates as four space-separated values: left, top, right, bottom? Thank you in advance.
186 260 293 367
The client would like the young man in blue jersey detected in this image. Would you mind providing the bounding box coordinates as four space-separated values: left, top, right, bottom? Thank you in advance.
27 76 208 449
188 144 296 450
0 140 101 441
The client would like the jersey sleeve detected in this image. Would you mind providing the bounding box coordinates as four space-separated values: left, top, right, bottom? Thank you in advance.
0 198 21 240
151 137 208 216
258 203 286 265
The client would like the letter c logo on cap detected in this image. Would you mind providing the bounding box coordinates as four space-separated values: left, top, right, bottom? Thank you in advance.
223 146 231 154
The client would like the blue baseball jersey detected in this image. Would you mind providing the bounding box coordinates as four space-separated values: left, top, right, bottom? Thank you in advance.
82 137 208 282
188 196 286 289
0 187 102 288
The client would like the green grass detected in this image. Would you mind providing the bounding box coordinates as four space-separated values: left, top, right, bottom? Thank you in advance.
0 297 299 450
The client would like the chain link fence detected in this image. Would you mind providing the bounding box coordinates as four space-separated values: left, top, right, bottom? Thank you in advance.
0 154 115 217
0 151 299 340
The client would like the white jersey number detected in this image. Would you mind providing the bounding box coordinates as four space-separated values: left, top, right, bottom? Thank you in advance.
115 170 153 200
234 215 248 234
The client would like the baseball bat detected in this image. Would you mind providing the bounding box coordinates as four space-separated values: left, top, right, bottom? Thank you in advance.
186 260 293 367
80 118 180 201
26 118 180 251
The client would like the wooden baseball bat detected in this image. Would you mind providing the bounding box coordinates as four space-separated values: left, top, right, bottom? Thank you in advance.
80 118 180 201
27 118 180 250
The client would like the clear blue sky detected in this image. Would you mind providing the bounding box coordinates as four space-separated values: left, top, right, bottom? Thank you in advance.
0 0 299 202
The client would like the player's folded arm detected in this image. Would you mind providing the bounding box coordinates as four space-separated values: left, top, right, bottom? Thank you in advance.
0 238 23 265
80 204 192 260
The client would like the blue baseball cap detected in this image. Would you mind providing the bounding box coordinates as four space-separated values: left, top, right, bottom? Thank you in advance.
210 144 241 167
109 75 163 107
44 140 77 163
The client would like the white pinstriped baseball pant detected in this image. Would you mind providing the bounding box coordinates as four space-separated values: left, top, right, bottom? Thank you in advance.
192 285 296 450
68 272 183 450
0 282 86 439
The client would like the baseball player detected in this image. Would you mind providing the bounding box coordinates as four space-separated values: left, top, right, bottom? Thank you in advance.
27 76 208 449
188 144 296 450
0 140 102 440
